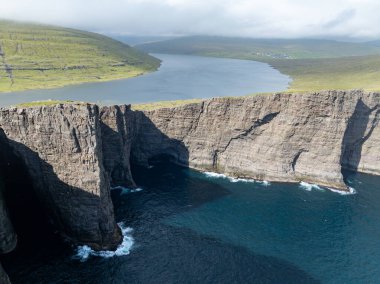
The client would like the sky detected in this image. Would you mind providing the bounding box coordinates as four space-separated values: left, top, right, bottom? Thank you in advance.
1 0 380 39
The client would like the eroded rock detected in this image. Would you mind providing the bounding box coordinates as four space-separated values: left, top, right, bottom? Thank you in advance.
0 104 121 250
134 90 380 190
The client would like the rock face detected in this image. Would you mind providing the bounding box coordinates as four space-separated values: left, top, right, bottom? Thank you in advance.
0 130 17 255
0 129 18 283
0 90 379 277
133 90 380 190
0 104 121 251
100 105 136 188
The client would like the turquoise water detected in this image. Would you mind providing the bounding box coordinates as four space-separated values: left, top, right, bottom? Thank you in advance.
0 54 290 107
3 163 380 283
164 169 380 283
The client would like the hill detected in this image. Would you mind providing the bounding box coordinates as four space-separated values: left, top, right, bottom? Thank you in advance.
137 36 380 91
0 20 160 92
137 36 380 60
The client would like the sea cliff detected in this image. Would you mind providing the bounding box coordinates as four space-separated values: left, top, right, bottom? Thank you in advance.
0 90 379 281
134 90 380 189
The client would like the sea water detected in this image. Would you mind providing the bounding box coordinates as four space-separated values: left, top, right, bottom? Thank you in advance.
2 163 380 283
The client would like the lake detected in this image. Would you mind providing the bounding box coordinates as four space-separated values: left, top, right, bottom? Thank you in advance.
3 163 380 283
0 54 290 107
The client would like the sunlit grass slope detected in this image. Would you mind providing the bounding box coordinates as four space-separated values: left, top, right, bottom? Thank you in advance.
269 55 380 92
0 20 161 92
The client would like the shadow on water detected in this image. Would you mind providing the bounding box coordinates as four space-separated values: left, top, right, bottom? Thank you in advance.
1 110 320 283
109 162 320 284
0 138 120 282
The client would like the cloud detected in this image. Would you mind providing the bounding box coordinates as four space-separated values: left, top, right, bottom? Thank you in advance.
1 0 380 39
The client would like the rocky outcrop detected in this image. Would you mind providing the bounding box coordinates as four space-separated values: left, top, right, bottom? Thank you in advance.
100 105 136 188
133 90 380 190
0 90 379 272
0 131 17 255
0 104 121 251
0 129 17 283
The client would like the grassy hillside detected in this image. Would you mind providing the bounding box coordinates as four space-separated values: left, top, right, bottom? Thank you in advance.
137 36 380 91
0 20 161 92
137 36 380 60
269 55 380 92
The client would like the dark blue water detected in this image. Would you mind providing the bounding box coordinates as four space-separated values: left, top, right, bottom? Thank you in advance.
0 54 290 107
2 163 380 283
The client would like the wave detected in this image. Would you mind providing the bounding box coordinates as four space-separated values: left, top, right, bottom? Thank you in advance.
299 182 357 195
327 186 357 195
74 222 134 262
257 180 271 186
204 171 255 183
204 172 229 179
299 181 324 191
111 186 143 195
204 171 270 186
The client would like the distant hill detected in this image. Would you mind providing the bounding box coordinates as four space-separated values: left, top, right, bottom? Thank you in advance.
136 36 380 60
108 35 176 46
0 20 161 92
136 36 380 92
366 40 380 47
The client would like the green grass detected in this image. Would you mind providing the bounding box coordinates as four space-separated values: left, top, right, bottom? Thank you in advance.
269 55 380 92
0 20 161 92
131 93 283 111
132 99 203 111
137 36 380 92
16 100 83 107
137 36 380 60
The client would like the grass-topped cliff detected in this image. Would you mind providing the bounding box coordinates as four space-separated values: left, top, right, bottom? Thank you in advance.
0 20 160 92
137 36 380 92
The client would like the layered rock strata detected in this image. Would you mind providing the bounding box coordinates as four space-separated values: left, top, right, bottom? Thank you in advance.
0 90 379 281
133 90 380 190
0 104 121 251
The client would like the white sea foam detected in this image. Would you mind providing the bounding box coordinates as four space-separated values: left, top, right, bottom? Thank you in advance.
74 223 134 262
327 186 357 195
230 177 256 183
257 180 271 186
204 172 229 179
111 186 143 195
204 172 255 183
299 182 357 195
299 181 324 191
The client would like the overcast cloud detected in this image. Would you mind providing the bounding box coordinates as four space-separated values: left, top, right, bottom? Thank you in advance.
1 0 380 39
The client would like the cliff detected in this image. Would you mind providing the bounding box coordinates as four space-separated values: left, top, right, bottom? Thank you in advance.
0 104 122 251
133 90 380 190
0 130 17 255
0 90 379 281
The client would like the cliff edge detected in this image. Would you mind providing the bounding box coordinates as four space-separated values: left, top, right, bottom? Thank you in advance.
0 104 122 251
133 90 380 190
0 90 379 282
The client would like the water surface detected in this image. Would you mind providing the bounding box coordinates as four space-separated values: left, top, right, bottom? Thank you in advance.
0 54 290 107
2 163 380 283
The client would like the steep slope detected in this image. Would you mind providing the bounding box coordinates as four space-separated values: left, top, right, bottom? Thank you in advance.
0 90 379 283
0 20 160 92
132 90 380 190
0 104 122 250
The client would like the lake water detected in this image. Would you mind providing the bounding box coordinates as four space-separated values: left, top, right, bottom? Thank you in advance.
0 54 290 107
3 162 380 283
